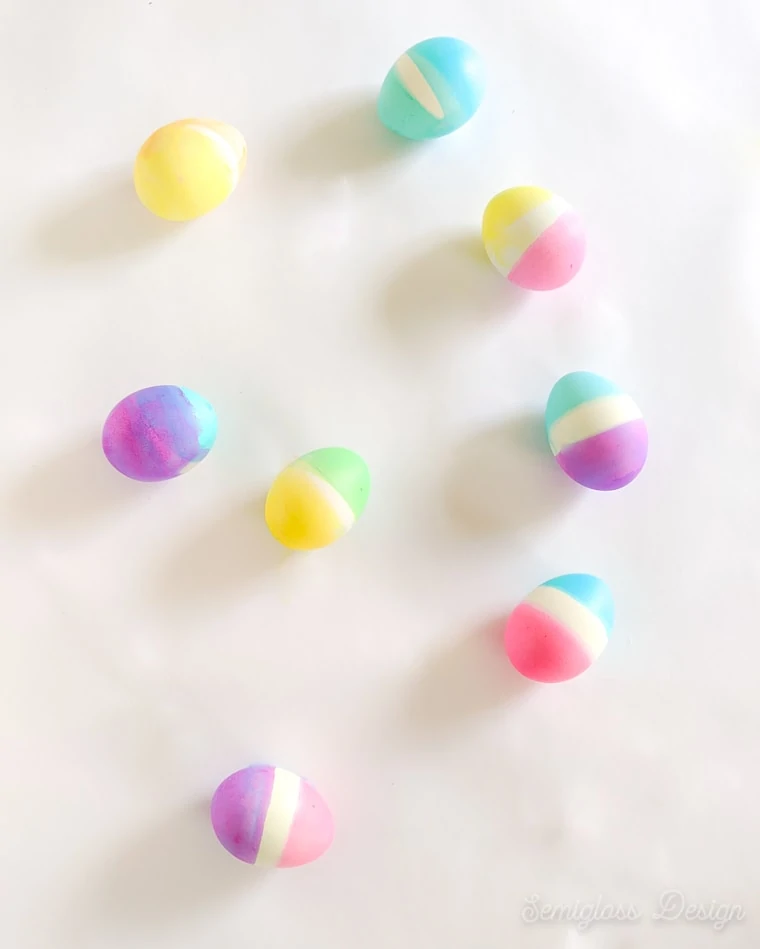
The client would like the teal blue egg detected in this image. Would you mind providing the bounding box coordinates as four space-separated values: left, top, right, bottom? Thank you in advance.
377 37 486 141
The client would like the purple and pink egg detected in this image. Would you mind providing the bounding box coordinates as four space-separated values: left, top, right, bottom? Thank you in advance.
102 385 217 482
546 371 648 491
210 764 333 868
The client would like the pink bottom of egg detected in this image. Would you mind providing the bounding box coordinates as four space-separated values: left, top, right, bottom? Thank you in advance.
504 603 592 683
508 211 586 291
278 779 334 868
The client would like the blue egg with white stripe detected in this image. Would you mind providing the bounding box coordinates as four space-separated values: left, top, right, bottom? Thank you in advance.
377 37 486 141
546 372 648 491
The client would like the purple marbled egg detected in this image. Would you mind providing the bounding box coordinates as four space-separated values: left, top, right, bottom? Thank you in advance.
102 385 217 482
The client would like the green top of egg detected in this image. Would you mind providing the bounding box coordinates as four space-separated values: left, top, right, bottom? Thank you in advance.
299 447 371 519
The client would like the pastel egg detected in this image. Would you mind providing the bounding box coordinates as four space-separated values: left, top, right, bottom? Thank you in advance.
546 371 648 490
265 447 370 550
504 574 614 683
482 186 585 290
102 385 217 482
211 765 333 868
134 119 246 221
377 37 485 141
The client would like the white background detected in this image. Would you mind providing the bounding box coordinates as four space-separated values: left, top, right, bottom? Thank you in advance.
1 1 759 947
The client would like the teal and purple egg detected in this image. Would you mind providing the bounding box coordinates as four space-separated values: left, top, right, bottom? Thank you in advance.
102 385 217 482
377 37 485 141
546 372 648 491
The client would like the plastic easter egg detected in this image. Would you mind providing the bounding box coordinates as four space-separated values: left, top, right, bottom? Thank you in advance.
546 371 648 490
102 385 217 482
377 37 485 140
504 574 614 683
134 118 246 221
211 764 333 868
265 447 370 550
482 186 585 290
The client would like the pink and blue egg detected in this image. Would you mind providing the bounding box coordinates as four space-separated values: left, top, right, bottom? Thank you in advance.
546 371 648 491
102 385 217 482
504 574 614 683
210 764 334 868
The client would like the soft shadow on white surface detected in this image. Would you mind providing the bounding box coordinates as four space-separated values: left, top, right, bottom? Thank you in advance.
34 168 176 264
280 93 419 178
443 413 579 536
381 234 525 341
152 495 288 615
403 618 530 732
78 801 262 934
8 436 142 531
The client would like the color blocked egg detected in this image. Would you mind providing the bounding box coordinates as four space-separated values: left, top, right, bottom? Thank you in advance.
134 118 246 221
546 372 648 490
102 385 217 481
265 447 370 550
482 186 585 290
211 765 333 868
377 37 485 140
504 574 614 683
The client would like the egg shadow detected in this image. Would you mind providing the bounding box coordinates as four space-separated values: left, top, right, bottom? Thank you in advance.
85 800 264 933
7 435 143 533
35 167 176 264
152 494 288 616
443 413 580 536
280 93 419 179
403 618 531 734
381 233 525 341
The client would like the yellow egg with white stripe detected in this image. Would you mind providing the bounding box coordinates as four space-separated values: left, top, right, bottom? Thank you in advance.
482 186 586 290
134 118 246 221
265 447 371 551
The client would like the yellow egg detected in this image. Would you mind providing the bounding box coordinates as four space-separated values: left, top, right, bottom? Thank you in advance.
134 119 246 222
265 448 371 551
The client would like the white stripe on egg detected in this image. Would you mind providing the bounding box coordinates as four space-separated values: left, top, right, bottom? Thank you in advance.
524 585 608 658
395 54 445 119
256 767 302 866
486 195 570 274
548 394 643 454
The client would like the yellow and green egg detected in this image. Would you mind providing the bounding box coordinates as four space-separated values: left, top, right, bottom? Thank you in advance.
265 448 370 551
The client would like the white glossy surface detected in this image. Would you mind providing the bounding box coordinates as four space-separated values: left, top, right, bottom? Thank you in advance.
1 1 759 947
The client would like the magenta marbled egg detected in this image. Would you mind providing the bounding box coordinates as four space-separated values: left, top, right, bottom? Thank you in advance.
210 764 333 868
102 385 217 482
